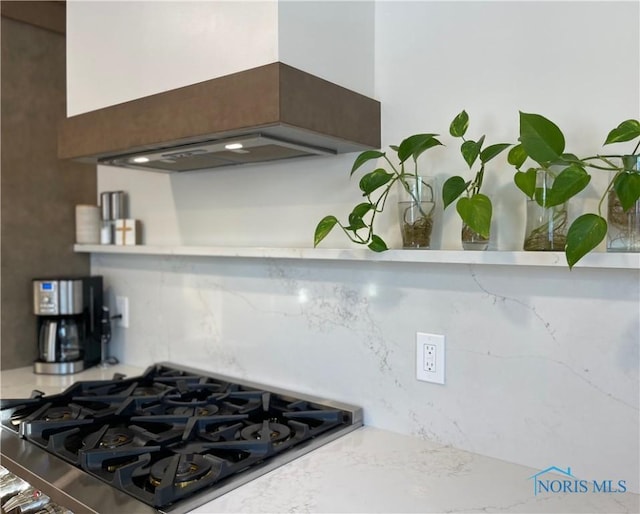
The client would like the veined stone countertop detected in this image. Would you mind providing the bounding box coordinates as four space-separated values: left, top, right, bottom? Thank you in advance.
194 427 638 514
1 365 638 513
0 363 147 398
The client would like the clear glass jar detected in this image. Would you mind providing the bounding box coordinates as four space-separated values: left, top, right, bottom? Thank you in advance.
607 155 640 252
397 175 435 248
523 170 568 251
462 223 489 251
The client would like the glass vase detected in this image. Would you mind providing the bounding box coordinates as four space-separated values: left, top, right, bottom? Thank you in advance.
397 175 435 249
607 155 640 252
461 224 489 251
523 171 568 251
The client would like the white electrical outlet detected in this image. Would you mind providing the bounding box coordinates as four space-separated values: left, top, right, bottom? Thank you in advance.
424 344 436 372
416 332 445 384
115 296 129 328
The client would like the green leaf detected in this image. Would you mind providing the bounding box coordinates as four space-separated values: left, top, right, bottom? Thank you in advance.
565 214 607 269
543 164 591 207
350 150 385 176
450 110 469 138
413 136 443 161
518 112 565 165
614 171 640 211
560 153 580 163
352 202 374 218
508 144 527 168
359 168 394 195
456 194 492 238
397 134 442 163
348 203 373 230
314 215 338 247
368 235 388 252
604 119 640 145
347 218 366 231
514 168 537 199
461 139 482 168
480 143 510 164
442 176 468 209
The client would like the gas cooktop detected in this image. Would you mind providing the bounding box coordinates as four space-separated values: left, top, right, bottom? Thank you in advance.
0 363 363 513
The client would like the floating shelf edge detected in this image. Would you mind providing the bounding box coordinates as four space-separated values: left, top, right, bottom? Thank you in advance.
74 245 640 270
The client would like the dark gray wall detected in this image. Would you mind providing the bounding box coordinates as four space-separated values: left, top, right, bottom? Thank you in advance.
1 15 96 369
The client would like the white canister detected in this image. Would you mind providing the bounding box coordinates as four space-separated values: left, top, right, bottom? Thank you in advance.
75 205 100 244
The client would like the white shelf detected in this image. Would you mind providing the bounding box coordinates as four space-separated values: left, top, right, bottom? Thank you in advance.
74 244 640 270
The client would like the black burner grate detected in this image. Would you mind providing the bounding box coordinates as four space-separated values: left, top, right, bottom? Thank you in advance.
0 364 355 510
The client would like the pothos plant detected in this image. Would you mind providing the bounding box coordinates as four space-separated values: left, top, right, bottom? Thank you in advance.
507 112 592 255
508 112 640 267
442 110 510 241
564 119 640 266
313 134 442 251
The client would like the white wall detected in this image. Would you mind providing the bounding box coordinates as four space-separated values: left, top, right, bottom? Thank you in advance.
66 0 374 116
93 1 639 494
278 0 375 97
67 0 279 115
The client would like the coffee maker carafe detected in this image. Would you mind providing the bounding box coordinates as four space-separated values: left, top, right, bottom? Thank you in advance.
33 276 103 374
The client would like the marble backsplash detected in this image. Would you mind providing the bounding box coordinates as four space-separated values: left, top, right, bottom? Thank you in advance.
92 253 639 493
89 1 639 494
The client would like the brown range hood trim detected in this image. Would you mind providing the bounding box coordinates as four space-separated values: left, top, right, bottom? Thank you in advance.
58 62 381 164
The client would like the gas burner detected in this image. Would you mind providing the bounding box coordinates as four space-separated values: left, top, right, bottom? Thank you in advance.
82 426 135 450
241 422 291 443
149 454 213 488
9 407 34 426
170 405 219 417
93 427 135 449
44 407 76 422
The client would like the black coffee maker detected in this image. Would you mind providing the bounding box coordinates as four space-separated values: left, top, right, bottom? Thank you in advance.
32 276 103 374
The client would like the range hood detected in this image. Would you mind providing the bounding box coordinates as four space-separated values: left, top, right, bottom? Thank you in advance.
100 134 335 173
58 62 381 172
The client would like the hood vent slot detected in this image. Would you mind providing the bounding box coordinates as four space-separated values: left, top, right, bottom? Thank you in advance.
100 135 335 173
59 62 380 172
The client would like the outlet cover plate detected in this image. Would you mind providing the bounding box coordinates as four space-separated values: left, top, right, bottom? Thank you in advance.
416 332 445 384
115 296 129 328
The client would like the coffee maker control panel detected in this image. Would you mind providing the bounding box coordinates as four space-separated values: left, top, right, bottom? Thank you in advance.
33 280 84 316
34 281 58 315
